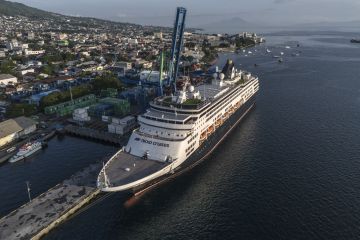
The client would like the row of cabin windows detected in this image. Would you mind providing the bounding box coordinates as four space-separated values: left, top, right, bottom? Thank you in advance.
192 85 251 132
243 89 253 99
206 87 244 121
203 88 239 117
140 127 185 137
143 115 198 125
207 84 254 122
186 142 196 152
186 148 195 157
202 86 241 118
187 133 199 144
143 116 184 125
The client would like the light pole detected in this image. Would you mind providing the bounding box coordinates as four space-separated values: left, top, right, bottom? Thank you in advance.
26 181 32 203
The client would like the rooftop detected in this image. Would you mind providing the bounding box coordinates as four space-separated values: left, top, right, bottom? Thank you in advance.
0 74 16 80
0 119 22 138
0 116 37 138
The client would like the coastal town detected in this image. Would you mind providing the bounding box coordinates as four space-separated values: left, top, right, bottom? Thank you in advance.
0 11 264 163
0 3 267 237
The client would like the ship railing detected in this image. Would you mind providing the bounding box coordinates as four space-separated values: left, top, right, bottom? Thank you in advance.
153 97 210 110
134 129 188 142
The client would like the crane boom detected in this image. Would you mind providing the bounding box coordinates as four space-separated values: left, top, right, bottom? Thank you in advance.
168 7 187 92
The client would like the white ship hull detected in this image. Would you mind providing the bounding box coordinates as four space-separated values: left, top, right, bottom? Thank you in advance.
98 60 259 193
9 143 42 163
101 94 255 193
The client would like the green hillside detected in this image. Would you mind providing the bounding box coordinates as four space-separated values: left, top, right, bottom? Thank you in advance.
0 0 59 19
0 0 140 28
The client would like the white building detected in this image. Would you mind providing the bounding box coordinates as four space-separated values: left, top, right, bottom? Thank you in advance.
21 44 29 50
128 38 138 45
24 49 46 56
6 39 19 50
117 62 132 70
73 107 91 122
0 74 18 85
154 32 163 39
20 68 35 76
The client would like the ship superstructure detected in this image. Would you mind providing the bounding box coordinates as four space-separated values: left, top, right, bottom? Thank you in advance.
97 60 259 192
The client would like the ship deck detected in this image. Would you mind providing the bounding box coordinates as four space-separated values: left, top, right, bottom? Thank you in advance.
99 151 169 189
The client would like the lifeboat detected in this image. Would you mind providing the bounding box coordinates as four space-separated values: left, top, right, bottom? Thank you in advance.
229 106 235 114
207 125 214 134
234 101 241 109
215 118 222 128
200 131 207 141
223 112 229 120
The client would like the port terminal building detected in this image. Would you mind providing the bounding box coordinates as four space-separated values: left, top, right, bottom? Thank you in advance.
0 116 37 147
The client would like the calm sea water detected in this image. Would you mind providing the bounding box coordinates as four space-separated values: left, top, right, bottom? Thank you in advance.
2 31 360 240
0 136 117 217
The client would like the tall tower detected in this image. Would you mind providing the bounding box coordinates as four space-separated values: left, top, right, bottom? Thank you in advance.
168 7 187 92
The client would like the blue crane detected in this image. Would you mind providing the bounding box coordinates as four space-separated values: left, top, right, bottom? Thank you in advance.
168 7 187 93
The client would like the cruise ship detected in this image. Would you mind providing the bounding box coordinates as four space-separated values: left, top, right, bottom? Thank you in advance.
97 59 259 193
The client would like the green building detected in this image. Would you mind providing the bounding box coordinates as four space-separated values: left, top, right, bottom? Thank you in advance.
44 94 96 116
58 40 69 47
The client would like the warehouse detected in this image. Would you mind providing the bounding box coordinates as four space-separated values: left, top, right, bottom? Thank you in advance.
0 117 37 147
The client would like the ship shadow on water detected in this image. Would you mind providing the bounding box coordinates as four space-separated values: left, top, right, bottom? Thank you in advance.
43 99 258 240
121 107 256 210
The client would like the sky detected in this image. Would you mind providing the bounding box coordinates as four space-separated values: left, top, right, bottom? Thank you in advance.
8 0 360 28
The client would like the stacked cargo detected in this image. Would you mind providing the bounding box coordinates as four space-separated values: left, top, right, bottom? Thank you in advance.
108 116 136 135
88 104 114 119
72 107 90 122
100 88 118 98
44 94 97 116
98 98 130 116
101 115 111 123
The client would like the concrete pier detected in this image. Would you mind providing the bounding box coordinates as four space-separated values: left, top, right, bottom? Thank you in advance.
65 124 125 145
0 163 103 240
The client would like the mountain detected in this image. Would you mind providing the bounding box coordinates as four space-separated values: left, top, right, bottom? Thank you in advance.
0 0 142 29
0 0 59 19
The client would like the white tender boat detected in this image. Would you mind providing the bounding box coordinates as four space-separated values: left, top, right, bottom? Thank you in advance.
9 141 42 163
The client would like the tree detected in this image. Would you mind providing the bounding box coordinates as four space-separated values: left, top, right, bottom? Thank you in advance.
92 72 123 92
39 85 92 110
0 60 16 74
42 65 54 75
6 103 38 118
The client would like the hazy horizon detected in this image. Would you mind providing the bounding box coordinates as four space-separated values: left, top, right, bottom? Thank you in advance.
6 0 360 32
